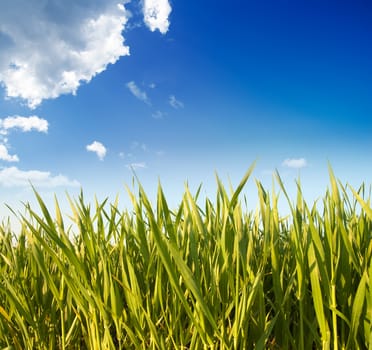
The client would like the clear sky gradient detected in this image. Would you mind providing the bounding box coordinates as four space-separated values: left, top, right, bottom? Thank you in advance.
0 0 371 221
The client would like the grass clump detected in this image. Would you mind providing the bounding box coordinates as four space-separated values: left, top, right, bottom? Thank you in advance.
0 165 372 349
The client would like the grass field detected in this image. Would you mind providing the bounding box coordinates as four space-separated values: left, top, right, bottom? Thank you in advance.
1 164 371 349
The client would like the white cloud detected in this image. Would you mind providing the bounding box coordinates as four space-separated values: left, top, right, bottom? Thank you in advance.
155 150 165 156
0 115 48 162
126 162 147 170
0 1 130 108
0 166 80 188
130 141 147 151
1 115 48 133
143 0 172 34
169 95 184 109
152 110 165 119
282 158 308 169
126 81 150 104
0 144 19 162
86 141 107 160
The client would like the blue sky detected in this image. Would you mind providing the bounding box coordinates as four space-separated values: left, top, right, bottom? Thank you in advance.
0 0 371 221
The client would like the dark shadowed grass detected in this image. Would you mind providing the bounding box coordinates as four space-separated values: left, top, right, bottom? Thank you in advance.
1 165 371 349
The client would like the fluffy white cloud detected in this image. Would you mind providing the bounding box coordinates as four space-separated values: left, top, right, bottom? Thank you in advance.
0 115 48 162
282 158 308 169
0 144 19 162
1 115 48 133
143 0 172 34
86 141 107 160
126 81 150 104
0 166 80 187
169 95 184 109
0 1 130 108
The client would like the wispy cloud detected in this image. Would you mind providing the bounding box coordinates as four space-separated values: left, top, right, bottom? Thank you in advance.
0 144 19 162
126 81 150 105
143 0 172 34
0 116 48 133
0 2 130 108
282 158 308 169
126 162 147 170
152 110 165 119
0 166 80 188
169 95 184 109
131 141 147 152
86 141 107 160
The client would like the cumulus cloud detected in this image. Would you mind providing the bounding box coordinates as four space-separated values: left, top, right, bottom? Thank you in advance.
0 166 80 187
0 115 48 162
0 1 130 108
0 115 48 133
0 144 19 162
86 141 107 160
143 0 172 34
169 95 184 109
126 81 150 104
282 158 308 169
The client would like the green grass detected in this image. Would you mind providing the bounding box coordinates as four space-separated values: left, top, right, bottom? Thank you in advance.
1 164 371 349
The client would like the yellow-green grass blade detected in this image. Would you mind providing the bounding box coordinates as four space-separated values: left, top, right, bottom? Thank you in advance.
138 183 213 345
350 186 372 221
308 241 330 347
229 161 256 211
347 271 367 348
